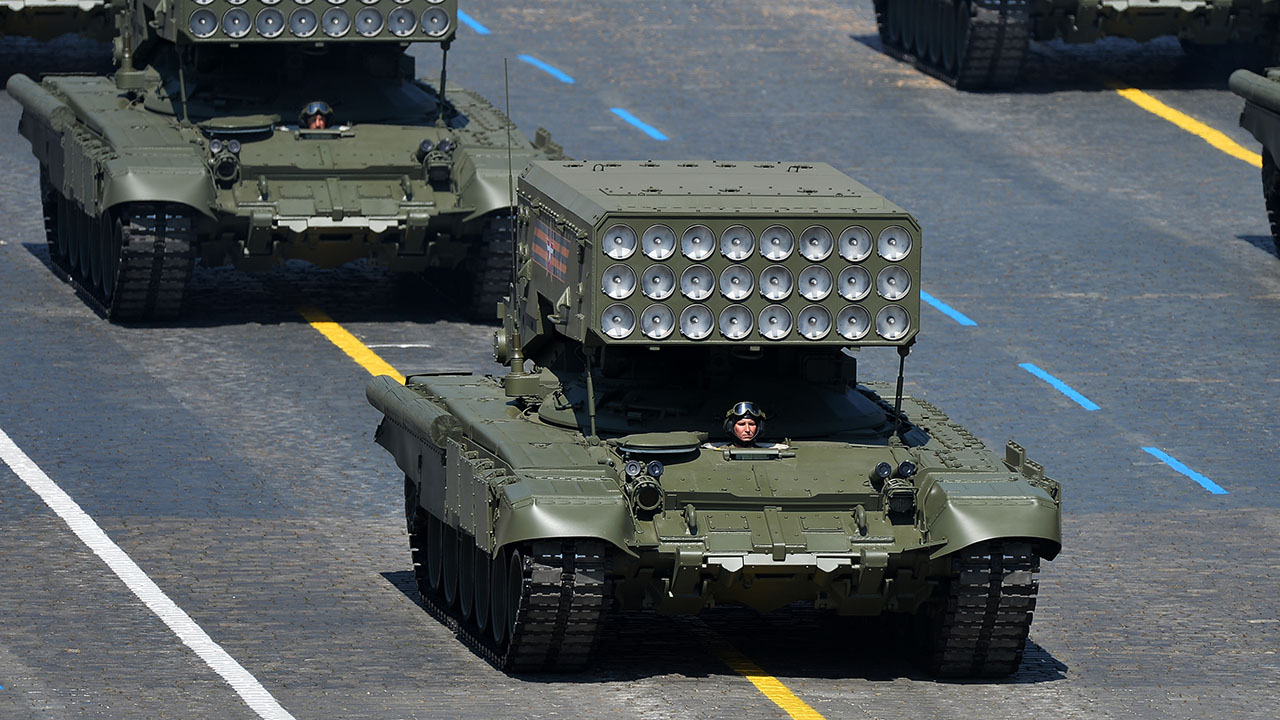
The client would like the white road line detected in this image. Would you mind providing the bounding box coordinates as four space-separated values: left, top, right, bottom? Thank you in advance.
0 426 297 720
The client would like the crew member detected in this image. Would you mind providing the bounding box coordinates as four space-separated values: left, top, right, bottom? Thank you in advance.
300 100 334 130
723 401 767 448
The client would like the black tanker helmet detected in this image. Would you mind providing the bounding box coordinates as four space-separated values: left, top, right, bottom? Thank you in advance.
299 100 334 127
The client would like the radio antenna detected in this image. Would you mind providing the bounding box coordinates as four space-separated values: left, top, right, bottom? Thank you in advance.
504 58 517 284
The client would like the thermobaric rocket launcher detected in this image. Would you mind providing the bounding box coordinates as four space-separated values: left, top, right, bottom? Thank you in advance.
369 161 1062 677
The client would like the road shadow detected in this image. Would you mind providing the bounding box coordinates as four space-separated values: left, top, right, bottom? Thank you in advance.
382 569 1068 684
1240 234 1279 258
851 33 1243 93
20 241 487 328
0 35 112 83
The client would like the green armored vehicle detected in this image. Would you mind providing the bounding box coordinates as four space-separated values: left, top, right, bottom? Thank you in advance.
874 1 1280 90
367 160 1063 676
1231 67 1280 254
7 0 563 320
1 0 111 43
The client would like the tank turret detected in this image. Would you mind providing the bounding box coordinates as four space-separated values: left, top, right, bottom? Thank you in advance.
8 0 562 319
369 160 1061 676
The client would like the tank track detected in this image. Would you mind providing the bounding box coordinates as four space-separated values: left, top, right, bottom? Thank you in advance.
466 214 515 321
873 0 1030 91
44 197 195 321
409 507 609 672
1261 152 1280 255
920 540 1040 677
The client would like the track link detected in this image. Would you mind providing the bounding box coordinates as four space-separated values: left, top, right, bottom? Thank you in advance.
45 198 196 321
921 540 1040 677
466 214 515 321
874 0 1030 91
1261 152 1280 256
409 508 609 672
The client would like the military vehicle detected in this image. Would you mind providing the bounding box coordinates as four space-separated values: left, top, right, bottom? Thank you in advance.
366 160 1063 676
872 1 1280 90
1 0 111 43
7 0 563 320
1231 67 1280 255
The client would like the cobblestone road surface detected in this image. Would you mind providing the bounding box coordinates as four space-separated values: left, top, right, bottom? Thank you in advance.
1 2 1277 718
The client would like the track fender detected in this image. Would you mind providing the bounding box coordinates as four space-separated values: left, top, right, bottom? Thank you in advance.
919 477 1061 560
494 478 636 556
99 156 217 219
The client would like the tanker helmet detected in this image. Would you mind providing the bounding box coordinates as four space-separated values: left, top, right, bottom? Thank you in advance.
723 400 767 438
300 100 334 129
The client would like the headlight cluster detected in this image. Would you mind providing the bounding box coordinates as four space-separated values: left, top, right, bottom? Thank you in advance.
597 220 916 343
187 0 451 40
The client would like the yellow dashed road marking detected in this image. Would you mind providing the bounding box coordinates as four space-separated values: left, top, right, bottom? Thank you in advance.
297 304 405 384
1109 83 1262 168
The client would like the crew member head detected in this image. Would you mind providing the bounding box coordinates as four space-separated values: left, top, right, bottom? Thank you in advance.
300 100 334 130
723 401 766 447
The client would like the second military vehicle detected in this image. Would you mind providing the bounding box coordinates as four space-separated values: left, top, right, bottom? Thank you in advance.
367 160 1063 676
1231 67 1280 255
873 1 1280 90
1 0 111 43
7 0 563 320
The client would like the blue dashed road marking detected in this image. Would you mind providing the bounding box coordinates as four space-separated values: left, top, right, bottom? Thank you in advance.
920 291 977 326
518 55 575 84
1018 362 1100 411
1142 447 1229 495
610 108 669 140
457 10 491 35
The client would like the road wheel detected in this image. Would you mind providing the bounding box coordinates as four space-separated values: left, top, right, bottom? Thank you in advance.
75 204 92 279
40 168 62 258
458 533 476 622
490 548 510 645
441 524 459 608
102 214 123 302
939 0 959 74
473 546 491 636
503 547 528 647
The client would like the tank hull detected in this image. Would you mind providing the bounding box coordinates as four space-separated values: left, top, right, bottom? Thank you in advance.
1231 68 1280 254
873 0 1280 90
368 372 1061 672
8 71 562 319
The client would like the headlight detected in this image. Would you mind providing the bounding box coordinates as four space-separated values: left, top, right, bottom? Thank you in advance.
256 8 285 37
640 264 676 300
878 226 912 261
681 225 714 260
321 7 350 36
354 8 383 36
719 304 753 340
799 225 833 261
388 7 416 36
839 226 873 262
640 305 676 340
838 306 872 340
422 7 450 36
837 265 871 301
602 264 637 300
679 305 714 339
642 224 676 260
759 305 792 340
799 305 832 340
720 225 754 260
875 305 910 340
289 8 318 37
760 225 794 261
190 9 218 37
798 265 832 301
719 265 754 300
759 265 793 301
876 266 911 301
601 304 636 339
680 265 714 301
602 224 637 260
